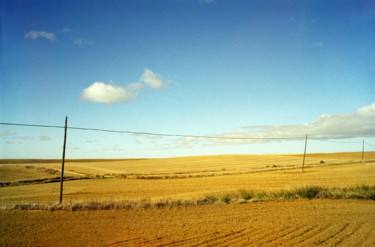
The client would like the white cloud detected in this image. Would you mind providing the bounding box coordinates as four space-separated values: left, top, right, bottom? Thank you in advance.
174 103 375 147
40 136 51 141
74 38 93 46
80 82 135 104
140 69 167 90
80 69 171 104
133 132 163 140
0 130 16 136
17 136 31 140
313 41 324 47
7 140 21 144
25 30 56 41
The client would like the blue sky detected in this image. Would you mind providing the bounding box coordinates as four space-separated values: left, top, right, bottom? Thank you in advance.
1 0 375 159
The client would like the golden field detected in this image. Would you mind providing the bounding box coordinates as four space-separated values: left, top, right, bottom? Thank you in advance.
0 152 374 203
1 152 374 246
1 152 372 180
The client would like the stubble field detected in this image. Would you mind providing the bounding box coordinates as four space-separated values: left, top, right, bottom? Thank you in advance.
0 152 374 246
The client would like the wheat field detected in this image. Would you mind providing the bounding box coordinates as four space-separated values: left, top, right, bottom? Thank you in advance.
0 152 374 203
1 152 374 246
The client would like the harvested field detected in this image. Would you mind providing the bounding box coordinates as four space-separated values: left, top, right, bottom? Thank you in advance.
0 160 373 203
1 152 374 246
1 152 374 182
1 199 374 246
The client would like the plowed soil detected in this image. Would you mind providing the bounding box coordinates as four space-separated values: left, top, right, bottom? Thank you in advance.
1 199 374 246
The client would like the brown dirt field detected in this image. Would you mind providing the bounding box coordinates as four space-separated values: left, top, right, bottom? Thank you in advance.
1 199 374 246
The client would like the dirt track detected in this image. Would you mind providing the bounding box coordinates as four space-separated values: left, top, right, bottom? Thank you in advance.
1 199 374 246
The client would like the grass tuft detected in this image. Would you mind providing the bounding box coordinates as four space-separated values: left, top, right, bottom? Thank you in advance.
238 189 253 200
291 185 324 199
220 193 232 204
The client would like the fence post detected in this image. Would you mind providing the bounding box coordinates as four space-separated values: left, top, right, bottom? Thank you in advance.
302 134 308 172
60 116 68 203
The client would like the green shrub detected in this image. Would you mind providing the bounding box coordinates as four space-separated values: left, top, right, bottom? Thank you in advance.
345 185 375 200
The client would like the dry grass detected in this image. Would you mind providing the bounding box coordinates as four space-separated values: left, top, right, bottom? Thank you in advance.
2 185 374 211
0 162 374 203
0 152 374 204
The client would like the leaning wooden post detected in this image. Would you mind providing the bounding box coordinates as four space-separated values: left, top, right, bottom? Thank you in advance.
60 116 68 203
302 134 308 172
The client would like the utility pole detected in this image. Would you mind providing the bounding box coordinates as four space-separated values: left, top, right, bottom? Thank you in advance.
362 139 364 161
60 116 68 203
302 134 308 172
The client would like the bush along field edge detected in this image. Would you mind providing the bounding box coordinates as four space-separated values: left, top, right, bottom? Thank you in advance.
1 184 375 211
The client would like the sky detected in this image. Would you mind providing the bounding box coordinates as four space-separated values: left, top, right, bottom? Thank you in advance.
1 0 375 159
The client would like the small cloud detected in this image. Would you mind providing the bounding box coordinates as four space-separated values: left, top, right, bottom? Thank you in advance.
61 28 72 33
17 136 31 140
80 82 134 104
0 130 16 136
7 140 22 144
40 136 51 141
140 68 167 90
133 132 163 140
311 19 317 23
74 38 93 46
25 30 56 41
313 41 324 47
105 146 125 152
80 69 172 104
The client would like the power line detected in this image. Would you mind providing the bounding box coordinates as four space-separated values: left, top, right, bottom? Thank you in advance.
0 122 304 140
309 138 362 144
1 122 374 142
0 122 65 129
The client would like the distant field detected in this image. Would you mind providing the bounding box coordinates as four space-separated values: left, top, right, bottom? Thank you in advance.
1 152 374 182
0 152 374 203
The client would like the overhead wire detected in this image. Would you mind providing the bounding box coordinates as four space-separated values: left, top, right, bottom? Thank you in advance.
0 122 304 140
309 138 363 144
1 122 374 143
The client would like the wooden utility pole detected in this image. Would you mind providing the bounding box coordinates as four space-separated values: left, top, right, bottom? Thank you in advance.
60 116 68 203
302 134 308 172
362 139 364 161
